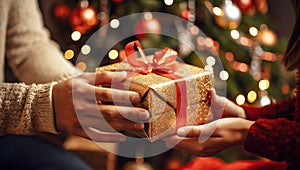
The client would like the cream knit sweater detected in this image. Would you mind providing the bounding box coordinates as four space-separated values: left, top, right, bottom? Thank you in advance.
0 0 75 135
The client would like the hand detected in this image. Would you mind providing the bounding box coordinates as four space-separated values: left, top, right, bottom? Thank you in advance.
52 71 150 142
210 89 246 119
163 118 254 156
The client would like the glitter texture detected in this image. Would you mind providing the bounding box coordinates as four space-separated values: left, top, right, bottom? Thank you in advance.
97 60 212 142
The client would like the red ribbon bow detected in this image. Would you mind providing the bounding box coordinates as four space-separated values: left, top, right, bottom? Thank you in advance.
124 40 187 129
125 40 180 75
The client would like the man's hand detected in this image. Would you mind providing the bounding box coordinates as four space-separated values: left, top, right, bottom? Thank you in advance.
52 71 149 142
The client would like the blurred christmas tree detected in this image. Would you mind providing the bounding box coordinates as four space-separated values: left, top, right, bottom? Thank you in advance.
39 0 297 169
43 0 296 104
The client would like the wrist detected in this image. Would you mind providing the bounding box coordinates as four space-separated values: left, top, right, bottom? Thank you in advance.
237 106 247 119
238 119 254 145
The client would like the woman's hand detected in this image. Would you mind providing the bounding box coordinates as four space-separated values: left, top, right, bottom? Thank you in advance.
163 118 254 156
210 89 246 119
52 71 150 142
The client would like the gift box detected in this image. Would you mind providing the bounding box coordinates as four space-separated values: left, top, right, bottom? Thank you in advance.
96 41 212 142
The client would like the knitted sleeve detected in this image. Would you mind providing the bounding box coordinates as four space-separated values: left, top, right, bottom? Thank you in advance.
0 82 59 135
242 97 296 121
244 118 300 164
5 0 75 84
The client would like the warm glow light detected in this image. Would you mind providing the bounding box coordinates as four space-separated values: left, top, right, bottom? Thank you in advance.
260 95 271 106
204 65 213 72
64 49 74 60
204 38 214 47
108 49 119 60
144 12 153 21
259 80 270 90
247 91 257 103
219 70 229 81
249 27 258 36
110 19 120 29
224 4 241 20
225 52 234 61
81 45 91 55
80 0 89 8
190 26 200 35
164 0 174 6
206 56 216 66
212 7 222 16
71 31 81 41
76 62 87 71
83 8 95 19
260 30 277 46
236 94 245 105
230 30 240 40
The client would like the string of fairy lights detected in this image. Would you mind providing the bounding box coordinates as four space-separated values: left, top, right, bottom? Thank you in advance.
59 0 284 106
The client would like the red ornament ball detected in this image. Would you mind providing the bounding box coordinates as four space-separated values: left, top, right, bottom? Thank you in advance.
135 17 161 38
181 10 189 20
54 4 71 19
232 0 256 15
70 7 98 34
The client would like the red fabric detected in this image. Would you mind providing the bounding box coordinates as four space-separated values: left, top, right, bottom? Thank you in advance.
242 97 295 121
177 157 287 170
243 68 300 168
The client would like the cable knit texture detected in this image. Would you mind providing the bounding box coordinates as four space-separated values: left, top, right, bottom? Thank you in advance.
0 0 75 135
243 67 300 169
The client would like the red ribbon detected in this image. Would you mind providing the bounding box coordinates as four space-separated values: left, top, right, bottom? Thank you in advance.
125 40 187 129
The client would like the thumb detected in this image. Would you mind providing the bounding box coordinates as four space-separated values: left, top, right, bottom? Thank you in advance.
177 126 202 137
177 120 220 137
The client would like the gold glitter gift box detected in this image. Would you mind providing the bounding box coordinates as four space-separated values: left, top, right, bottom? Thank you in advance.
96 60 212 142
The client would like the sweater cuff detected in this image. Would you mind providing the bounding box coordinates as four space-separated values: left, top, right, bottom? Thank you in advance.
241 105 260 121
36 82 60 134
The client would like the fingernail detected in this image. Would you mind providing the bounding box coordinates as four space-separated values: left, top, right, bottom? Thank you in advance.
134 123 144 130
131 94 141 103
177 127 187 136
119 136 127 142
139 110 150 120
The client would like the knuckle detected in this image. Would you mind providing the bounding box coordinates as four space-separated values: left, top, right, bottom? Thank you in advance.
99 90 112 100
97 71 109 79
102 108 117 118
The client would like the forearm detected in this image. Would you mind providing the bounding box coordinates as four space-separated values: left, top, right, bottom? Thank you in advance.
244 118 300 163
0 82 59 135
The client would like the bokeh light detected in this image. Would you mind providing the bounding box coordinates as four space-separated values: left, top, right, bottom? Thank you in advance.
64 49 74 60
71 31 81 41
81 45 91 55
259 79 270 90
236 94 246 105
108 49 119 60
247 91 257 103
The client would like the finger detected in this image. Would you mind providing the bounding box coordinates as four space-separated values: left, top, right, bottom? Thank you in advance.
94 87 141 104
81 71 127 85
177 120 220 137
77 127 127 142
162 135 182 148
177 126 201 137
174 137 224 157
72 81 141 104
98 104 150 122
79 116 145 131
74 101 150 121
